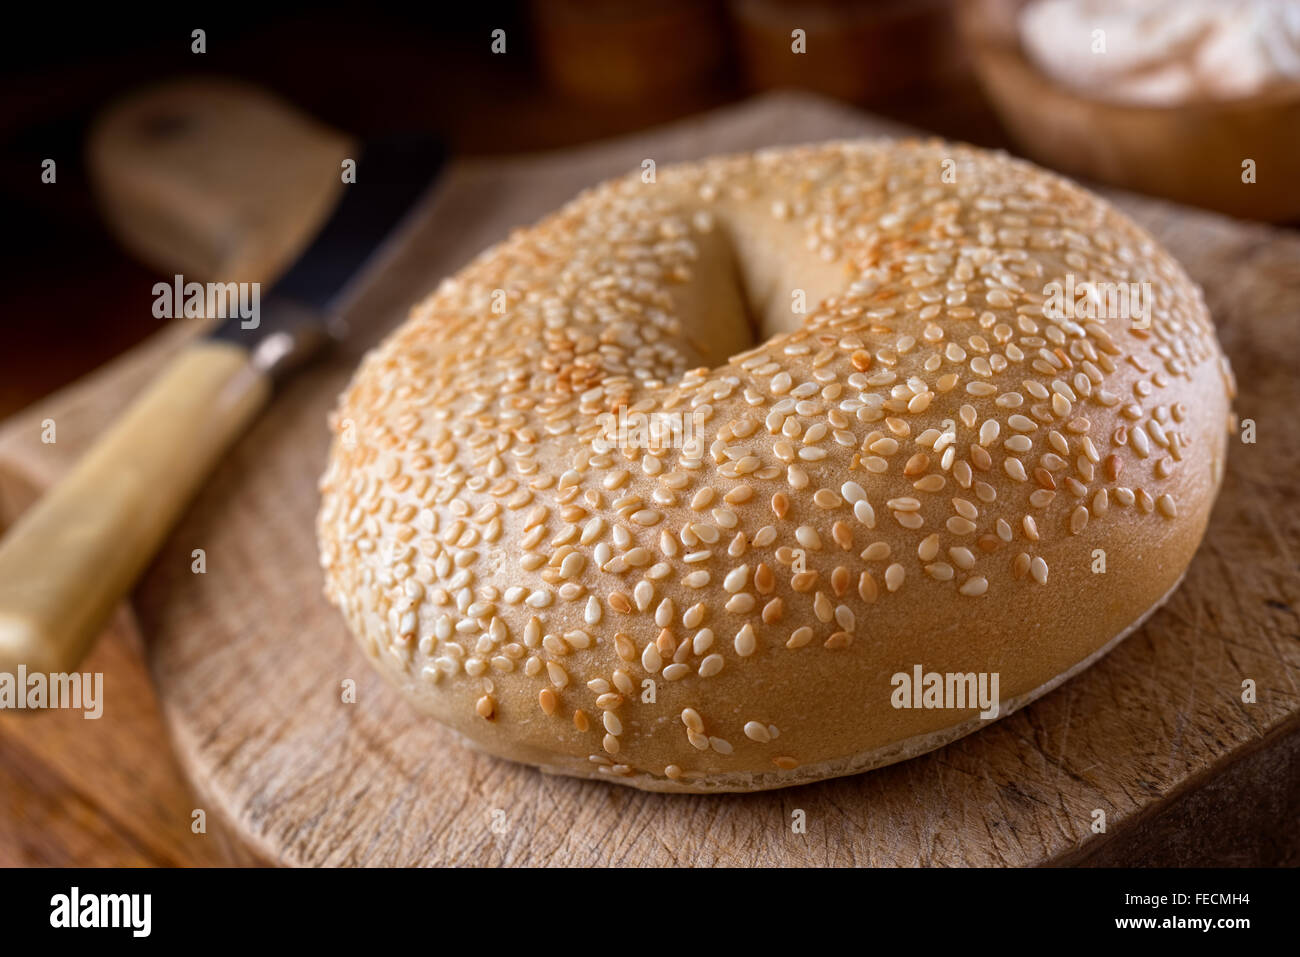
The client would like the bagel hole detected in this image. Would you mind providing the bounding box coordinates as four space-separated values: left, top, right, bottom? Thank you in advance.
683 207 849 370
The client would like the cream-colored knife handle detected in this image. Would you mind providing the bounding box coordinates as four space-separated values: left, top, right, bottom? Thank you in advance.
0 342 270 674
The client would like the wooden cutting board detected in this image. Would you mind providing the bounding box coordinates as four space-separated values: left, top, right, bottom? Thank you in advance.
2 92 1297 866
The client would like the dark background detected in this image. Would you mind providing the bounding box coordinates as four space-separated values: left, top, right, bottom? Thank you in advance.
0 0 1001 417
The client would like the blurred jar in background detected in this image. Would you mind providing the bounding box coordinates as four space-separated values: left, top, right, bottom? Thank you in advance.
531 0 733 107
729 0 965 103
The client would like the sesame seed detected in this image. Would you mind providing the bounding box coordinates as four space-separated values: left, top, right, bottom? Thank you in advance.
853 500 877 527
723 565 749 592
1069 505 1089 534
949 546 975 569
1003 458 1028 482
824 631 853 649
813 489 842 508
734 624 758 656
787 626 813 648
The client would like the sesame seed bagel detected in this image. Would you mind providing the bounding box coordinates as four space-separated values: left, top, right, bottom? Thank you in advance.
317 139 1234 793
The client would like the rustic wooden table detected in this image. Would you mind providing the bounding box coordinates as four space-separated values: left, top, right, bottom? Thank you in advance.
4 29 1293 865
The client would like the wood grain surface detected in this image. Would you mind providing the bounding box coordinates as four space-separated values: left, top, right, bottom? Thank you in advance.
1 93 1296 865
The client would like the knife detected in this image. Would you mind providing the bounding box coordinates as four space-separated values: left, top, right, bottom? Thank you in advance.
0 80 445 676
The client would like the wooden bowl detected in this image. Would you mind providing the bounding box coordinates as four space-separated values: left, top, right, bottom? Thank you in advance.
957 0 1300 222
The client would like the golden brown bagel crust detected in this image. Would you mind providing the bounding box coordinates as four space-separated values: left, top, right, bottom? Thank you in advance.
317 139 1234 792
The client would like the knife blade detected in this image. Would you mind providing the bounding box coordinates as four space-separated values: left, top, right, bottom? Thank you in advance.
211 132 446 373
